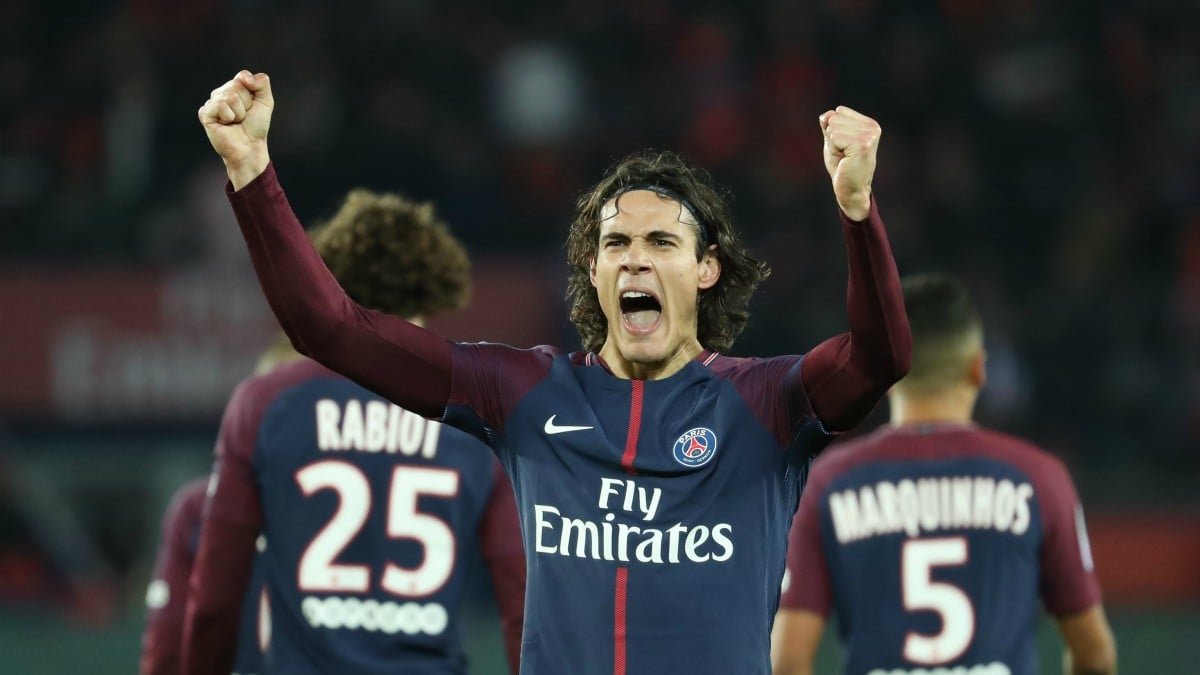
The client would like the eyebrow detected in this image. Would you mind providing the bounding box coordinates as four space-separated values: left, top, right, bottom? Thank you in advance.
600 229 684 242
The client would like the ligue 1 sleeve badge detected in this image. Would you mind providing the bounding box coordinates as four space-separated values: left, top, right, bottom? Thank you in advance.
672 427 718 467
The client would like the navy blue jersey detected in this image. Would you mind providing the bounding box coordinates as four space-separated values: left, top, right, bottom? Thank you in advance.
185 358 525 675
141 478 263 675
445 347 830 674
781 424 1101 675
237 566 268 675
226 165 911 675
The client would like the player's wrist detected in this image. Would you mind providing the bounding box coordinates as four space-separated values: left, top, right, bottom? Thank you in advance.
225 147 271 191
837 189 872 222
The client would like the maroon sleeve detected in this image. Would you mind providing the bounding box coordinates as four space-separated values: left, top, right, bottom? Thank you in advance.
1036 458 1103 616
779 475 833 615
139 479 208 675
226 164 453 419
478 461 527 674
799 198 911 432
180 379 265 675
447 342 556 435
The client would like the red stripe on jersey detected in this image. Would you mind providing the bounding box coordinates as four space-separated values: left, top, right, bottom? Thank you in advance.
621 381 644 474
613 567 629 675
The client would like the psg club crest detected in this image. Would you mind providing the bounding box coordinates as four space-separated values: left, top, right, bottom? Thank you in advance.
673 427 718 467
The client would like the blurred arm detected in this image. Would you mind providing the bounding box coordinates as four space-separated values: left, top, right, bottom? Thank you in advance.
139 480 207 675
771 609 824 675
1058 606 1117 675
479 463 527 674
799 198 911 431
181 382 264 675
773 481 832 675
1032 457 1113 674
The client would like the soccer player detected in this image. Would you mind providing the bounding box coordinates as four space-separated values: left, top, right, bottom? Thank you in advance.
140 477 263 675
140 345 328 675
197 70 911 674
772 274 1117 675
180 189 527 675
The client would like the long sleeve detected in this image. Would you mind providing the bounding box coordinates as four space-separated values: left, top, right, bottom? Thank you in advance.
226 164 453 418
478 463 527 674
779 478 833 615
139 479 208 675
180 382 264 675
800 198 911 431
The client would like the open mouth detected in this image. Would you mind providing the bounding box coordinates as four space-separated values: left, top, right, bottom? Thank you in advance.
619 290 662 333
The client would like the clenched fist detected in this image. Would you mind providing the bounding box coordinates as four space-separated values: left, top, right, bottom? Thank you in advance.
199 70 274 190
820 106 881 222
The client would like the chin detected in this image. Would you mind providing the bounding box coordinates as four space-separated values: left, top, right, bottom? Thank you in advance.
619 340 668 365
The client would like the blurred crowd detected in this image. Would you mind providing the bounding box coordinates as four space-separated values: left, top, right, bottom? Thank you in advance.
2 0 1198 497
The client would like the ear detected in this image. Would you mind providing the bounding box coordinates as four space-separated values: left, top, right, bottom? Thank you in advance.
589 256 597 287
697 245 721 290
969 349 986 389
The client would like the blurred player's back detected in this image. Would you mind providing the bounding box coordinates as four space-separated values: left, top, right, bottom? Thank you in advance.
795 424 1093 673
209 357 517 674
774 274 1114 675
183 189 524 675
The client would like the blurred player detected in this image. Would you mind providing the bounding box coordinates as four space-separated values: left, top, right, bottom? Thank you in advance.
198 70 910 674
140 477 263 675
180 190 526 675
772 274 1117 675
140 343 317 675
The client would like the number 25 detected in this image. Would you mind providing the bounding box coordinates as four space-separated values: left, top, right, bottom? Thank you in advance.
296 461 459 597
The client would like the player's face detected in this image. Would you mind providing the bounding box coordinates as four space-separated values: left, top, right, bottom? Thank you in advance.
591 190 720 378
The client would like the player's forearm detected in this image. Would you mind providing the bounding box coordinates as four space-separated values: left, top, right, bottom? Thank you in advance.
140 576 187 674
1064 649 1117 675
181 605 240 675
773 662 813 675
1058 606 1117 675
800 197 911 430
181 519 258 675
226 164 453 417
139 615 183 675
225 150 270 192
486 553 527 674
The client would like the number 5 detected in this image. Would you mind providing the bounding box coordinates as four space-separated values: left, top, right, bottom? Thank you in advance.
901 537 974 664
382 466 458 597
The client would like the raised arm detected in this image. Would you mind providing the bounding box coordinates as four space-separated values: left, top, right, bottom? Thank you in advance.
198 71 452 417
800 107 911 431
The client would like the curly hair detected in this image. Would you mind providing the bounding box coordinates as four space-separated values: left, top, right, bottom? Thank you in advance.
565 150 770 353
310 189 471 320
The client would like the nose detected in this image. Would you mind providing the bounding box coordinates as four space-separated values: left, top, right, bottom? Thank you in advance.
620 241 652 274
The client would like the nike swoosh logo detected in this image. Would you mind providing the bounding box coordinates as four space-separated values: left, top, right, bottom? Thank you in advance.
544 415 594 435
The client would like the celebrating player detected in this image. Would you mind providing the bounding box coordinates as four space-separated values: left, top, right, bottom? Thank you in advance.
180 189 526 675
198 70 911 674
772 274 1117 675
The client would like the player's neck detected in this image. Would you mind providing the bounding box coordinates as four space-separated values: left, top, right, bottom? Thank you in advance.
598 340 703 381
888 386 978 426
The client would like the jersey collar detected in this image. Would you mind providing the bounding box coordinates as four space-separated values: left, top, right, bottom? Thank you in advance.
585 349 720 372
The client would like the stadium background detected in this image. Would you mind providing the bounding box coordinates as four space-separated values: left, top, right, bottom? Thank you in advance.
2 0 1197 672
